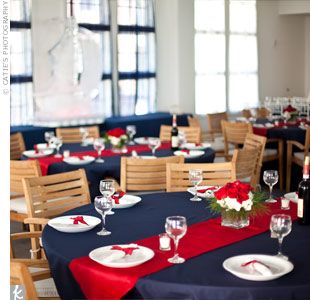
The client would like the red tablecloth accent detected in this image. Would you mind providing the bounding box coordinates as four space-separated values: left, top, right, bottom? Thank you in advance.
69 203 297 300
253 127 268 136
32 143 171 176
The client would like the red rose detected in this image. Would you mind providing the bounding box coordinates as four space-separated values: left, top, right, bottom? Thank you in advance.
214 180 251 203
107 128 126 138
214 186 228 200
283 105 297 113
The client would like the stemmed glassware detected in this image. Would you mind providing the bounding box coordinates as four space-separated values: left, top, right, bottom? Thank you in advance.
94 195 113 236
99 179 115 215
148 138 161 156
44 131 55 146
93 138 105 163
126 125 136 145
165 216 187 264
263 170 278 203
50 137 63 158
270 214 292 259
80 127 89 146
189 169 203 201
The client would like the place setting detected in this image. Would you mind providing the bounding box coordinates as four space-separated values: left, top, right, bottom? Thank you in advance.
174 149 205 158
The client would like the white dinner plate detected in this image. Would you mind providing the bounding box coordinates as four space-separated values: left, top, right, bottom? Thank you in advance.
134 137 156 145
112 194 142 209
138 155 157 159
284 192 298 203
89 244 154 268
187 185 219 198
182 143 211 150
48 215 101 233
23 149 54 158
63 156 95 165
223 254 294 281
174 150 205 158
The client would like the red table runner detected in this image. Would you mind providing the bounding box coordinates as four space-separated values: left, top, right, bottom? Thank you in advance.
69 203 297 300
32 143 171 176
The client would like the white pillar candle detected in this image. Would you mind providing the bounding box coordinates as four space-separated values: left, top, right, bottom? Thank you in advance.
159 233 171 251
281 198 290 210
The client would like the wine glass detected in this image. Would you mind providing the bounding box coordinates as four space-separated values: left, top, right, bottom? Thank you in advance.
93 138 105 163
148 138 161 156
263 170 278 203
80 127 89 146
126 125 136 145
44 131 55 145
94 195 112 236
178 131 187 148
99 179 115 215
165 216 187 264
50 137 63 158
270 214 292 259
189 169 203 201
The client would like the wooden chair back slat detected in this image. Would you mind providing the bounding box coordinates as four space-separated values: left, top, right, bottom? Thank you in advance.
159 125 201 143
10 133 26 160
121 156 184 192
206 112 228 140
56 126 100 143
166 162 236 192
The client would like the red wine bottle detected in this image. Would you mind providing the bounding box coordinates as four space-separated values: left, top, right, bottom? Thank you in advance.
171 114 179 151
297 156 310 225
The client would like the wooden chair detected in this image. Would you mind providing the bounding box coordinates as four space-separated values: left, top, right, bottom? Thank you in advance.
187 116 208 141
159 125 201 144
255 107 270 118
10 132 26 160
286 126 310 192
56 126 100 143
121 156 185 192
166 162 236 192
232 148 260 188
10 160 42 224
242 109 253 119
221 120 253 161
10 219 59 299
22 169 91 254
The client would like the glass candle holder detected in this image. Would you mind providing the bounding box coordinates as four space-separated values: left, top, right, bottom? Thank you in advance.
281 198 290 210
159 233 171 251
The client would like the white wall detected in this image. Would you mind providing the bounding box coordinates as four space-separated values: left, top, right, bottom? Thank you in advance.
278 0 310 15
257 0 305 101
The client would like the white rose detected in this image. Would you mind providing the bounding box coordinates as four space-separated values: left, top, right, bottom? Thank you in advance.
241 199 253 211
225 197 242 211
110 136 120 146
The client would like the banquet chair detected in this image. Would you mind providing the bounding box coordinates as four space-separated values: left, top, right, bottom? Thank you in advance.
56 125 100 143
10 219 59 299
242 109 253 119
22 169 91 254
187 116 208 141
221 120 253 161
159 125 201 144
166 162 236 192
255 107 270 118
10 132 26 160
121 156 184 192
286 126 310 192
231 148 260 188
10 160 42 224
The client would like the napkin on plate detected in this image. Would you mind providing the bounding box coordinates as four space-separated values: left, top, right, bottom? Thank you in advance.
197 187 217 193
103 244 139 262
180 149 190 155
70 216 89 225
111 191 126 204
241 259 273 276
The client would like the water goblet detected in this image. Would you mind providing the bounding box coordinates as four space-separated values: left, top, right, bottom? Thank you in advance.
50 137 63 158
44 131 55 145
80 127 89 146
126 125 136 145
93 138 105 163
99 179 115 215
94 195 112 236
165 216 187 264
189 169 203 201
148 138 161 156
263 170 278 203
270 214 292 259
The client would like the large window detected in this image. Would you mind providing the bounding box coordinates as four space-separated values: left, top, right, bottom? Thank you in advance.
117 0 156 116
195 0 258 114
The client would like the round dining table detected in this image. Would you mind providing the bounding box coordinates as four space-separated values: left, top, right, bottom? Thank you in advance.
42 191 310 300
23 143 215 199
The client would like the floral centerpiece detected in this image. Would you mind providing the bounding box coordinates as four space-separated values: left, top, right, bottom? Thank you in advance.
208 181 267 229
282 104 298 122
104 128 128 153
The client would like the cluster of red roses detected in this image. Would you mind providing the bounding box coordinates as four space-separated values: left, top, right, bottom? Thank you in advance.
283 104 297 113
214 180 253 204
106 128 126 138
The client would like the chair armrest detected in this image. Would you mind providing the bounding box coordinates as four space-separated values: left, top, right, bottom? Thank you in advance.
10 231 42 241
287 140 305 151
24 218 50 226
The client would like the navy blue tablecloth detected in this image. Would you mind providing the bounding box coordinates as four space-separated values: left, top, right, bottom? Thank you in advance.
42 192 310 300
24 144 215 199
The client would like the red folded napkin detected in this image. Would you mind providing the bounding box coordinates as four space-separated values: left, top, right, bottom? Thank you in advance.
111 191 126 204
241 259 272 275
197 187 217 193
34 144 39 154
195 143 203 147
70 216 89 225
180 149 190 154
111 245 139 255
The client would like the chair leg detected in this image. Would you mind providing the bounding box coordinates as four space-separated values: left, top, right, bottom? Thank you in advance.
278 140 284 191
286 143 293 193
